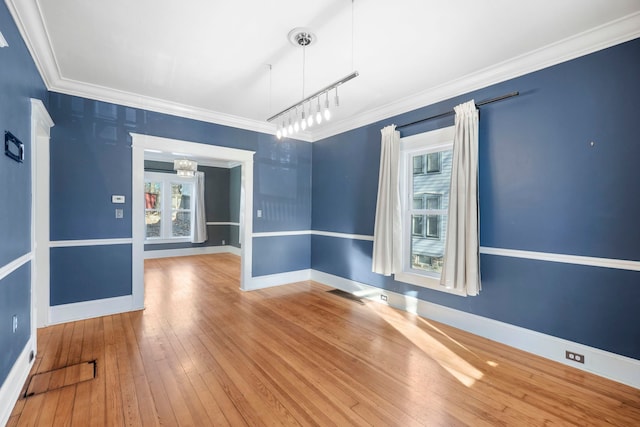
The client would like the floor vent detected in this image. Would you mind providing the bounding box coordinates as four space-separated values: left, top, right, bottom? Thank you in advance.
327 289 364 305
24 360 97 398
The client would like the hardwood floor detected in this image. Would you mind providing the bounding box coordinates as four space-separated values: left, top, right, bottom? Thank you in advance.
8 253 640 426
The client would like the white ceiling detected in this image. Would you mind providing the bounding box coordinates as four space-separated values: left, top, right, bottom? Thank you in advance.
7 0 640 141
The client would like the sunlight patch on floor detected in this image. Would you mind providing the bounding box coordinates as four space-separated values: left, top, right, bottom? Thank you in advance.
372 303 484 387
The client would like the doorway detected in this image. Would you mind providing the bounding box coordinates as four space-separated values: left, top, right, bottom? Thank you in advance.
131 134 255 310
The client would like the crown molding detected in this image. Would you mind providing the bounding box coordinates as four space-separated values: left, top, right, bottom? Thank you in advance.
311 11 640 142
7 0 639 143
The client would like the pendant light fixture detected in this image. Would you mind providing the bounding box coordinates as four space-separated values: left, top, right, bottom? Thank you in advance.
269 1 358 139
173 159 197 177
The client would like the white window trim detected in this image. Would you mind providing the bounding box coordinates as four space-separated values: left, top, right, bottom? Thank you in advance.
396 126 465 296
144 171 195 244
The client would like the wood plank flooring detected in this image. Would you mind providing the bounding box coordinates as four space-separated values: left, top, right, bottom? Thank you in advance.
8 253 640 426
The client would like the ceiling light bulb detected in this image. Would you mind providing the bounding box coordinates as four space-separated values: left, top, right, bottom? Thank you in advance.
294 119 300 133
316 98 322 124
307 104 314 127
282 121 288 137
288 119 293 134
276 128 282 140
301 111 307 130
323 93 331 121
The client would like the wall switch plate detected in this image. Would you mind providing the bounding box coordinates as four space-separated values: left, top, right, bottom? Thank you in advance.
115 208 124 219
257 209 262 218
112 195 125 204
12 315 17 333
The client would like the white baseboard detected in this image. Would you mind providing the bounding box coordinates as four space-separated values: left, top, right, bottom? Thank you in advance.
244 269 311 291
49 295 140 325
0 337 35 427
310 270 640 390
144 245 240 259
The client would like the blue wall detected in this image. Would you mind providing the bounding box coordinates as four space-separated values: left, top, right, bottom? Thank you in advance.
312 38 640 360
47 92 312 304
0 2 47 386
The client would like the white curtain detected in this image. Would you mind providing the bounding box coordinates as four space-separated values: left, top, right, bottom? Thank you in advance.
440 100 481 295
192 171 208 243
372 125 402 276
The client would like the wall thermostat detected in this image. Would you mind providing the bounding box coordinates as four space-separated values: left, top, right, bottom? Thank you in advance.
112 195 125 204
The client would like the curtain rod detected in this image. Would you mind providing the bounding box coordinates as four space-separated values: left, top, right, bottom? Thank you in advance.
395 91 519 130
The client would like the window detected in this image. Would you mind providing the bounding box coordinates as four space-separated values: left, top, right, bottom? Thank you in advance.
396 126 454 291
413 152 442 175
144 171 195 243
412 193 442 238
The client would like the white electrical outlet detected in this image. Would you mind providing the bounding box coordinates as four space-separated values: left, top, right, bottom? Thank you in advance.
257 209 262 218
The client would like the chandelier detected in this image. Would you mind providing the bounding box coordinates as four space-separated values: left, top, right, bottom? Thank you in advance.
173 159 197 177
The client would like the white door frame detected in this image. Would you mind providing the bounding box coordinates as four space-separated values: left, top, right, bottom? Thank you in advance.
31 99 54 332
131 133 255 308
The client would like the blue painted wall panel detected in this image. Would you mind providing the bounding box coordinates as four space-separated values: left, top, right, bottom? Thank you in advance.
50 245 132 305
0 264 31 387
47 93 313 302
312 38 640 360
0 3 47 267
311 235 640 359
0 2 46 388
252 235 311 277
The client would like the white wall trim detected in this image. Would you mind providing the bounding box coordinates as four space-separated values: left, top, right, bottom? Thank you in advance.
253 230 312 238
31 98 53 329
8 0 639 143
206 222 240 226
309 269 640 390
144 245 241 259
49 238 133 248
480 247 640 272
0 253 31 282
49 295 136 325
312 230 374 241
252 230 374 241
0 337 35 427
311 12 640 141
244 269 311 291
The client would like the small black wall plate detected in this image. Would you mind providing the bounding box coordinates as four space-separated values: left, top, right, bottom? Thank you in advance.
5 131 24 163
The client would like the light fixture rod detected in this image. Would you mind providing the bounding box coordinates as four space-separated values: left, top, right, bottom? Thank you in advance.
267 71 359 122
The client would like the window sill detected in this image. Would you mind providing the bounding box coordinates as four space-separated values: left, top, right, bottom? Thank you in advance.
144 238 192 245
394 270 466 296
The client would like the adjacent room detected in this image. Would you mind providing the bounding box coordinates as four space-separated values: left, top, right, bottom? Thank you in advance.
1 0 639 425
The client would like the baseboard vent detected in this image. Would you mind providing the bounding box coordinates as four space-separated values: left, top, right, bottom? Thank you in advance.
327 289 364 305
23 360 97 398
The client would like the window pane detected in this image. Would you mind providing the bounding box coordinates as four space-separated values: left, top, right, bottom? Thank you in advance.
412 150 451 199
172 211 191 237
411 212 447 274
145 211 161 238
426 214 440 238
412 214 424 236
427 152 441 173
145 182 161 209
413 196 424 209
413 155 424 175
172 183 192 210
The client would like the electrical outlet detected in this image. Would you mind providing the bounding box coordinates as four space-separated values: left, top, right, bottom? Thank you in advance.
12 315 18 333
565 351 585 364
115 208 123 219
380 294 388 302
